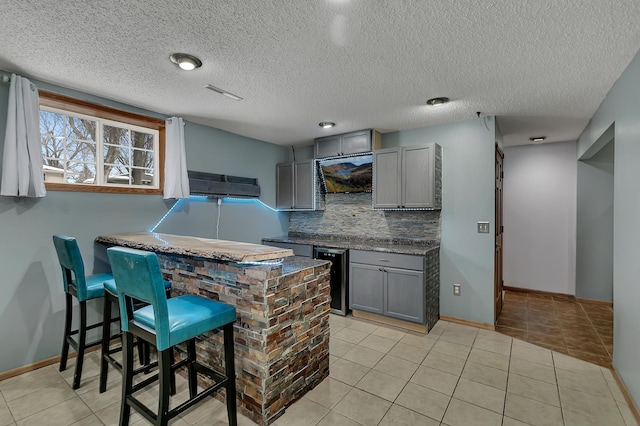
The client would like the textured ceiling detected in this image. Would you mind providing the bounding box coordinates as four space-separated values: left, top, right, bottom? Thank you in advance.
1 1 640 147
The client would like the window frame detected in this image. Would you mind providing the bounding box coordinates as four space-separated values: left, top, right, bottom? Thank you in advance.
39 91 165 194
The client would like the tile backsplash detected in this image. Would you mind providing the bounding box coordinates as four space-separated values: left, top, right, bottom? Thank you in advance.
289 192 441 241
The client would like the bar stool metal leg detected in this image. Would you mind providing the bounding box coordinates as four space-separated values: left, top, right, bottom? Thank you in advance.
59 293 73 372
158 349 172 426
169 347 176 396
73 301 88 390
224 322 237 426
99 293 113 393
120 331 134 426
187 339 197 398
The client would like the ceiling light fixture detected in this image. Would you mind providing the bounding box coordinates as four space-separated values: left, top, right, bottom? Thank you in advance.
319 122 336 129
529 136 546 143
426 97 450 106
204 84 243 101
169 53 202 71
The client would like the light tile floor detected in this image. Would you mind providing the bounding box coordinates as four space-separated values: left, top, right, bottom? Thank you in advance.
0 316 637 425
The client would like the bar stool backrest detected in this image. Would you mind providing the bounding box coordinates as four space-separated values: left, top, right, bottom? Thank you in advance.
53 235 88 301
106 247 171 349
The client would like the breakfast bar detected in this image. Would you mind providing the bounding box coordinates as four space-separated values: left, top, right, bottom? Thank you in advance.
96 232 331 426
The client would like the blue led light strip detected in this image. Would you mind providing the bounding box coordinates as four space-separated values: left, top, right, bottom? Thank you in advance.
223 197 278 212
149 199 183 232
149 196 279 232
236 258 284 266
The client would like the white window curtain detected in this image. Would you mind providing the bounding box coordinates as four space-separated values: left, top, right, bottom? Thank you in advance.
1 74 46 197
163 116 190 199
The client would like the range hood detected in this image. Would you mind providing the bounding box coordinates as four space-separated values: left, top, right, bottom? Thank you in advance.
188 170 260 198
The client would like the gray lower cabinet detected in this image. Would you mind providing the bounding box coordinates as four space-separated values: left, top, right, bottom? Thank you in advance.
349 262 384 314
276 161 314 210
349 250 425 324
385 267 424 323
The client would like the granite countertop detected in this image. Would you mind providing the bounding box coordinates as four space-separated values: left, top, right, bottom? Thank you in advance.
96 232 294 263
281 256 328 274
262 233 440 256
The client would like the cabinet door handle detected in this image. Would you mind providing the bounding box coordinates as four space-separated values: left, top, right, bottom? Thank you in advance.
378 268 383 271
379 259 389 262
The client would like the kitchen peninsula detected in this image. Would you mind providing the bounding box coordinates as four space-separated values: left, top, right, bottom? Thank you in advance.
263 232 441 332
95 232 331 426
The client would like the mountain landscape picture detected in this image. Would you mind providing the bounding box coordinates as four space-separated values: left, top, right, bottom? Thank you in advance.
319 154 373 193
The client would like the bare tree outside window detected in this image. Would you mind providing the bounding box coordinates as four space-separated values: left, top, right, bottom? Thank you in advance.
38 91 164 194
40 110 97 184
40 107 158 188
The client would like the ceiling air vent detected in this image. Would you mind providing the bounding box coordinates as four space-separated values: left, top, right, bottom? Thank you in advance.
203 84 243 101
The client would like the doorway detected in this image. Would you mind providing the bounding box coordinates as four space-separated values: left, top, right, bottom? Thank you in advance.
494 144 504 322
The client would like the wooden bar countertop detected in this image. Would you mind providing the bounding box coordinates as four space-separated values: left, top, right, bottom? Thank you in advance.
95 232 294 263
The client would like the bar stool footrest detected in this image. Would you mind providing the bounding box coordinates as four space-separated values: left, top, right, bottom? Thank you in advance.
127 356 191 395
129 361 229 424
66 335 103 353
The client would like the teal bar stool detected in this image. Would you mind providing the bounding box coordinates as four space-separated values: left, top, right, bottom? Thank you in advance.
53 235 116 389
107 246 238 426
99 278 174 394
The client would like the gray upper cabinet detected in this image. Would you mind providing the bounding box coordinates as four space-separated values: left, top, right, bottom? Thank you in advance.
314 135 342 158
276 163 293 210
314 129 381 158
372 148 401 208
373 143 441 210
276 160 314 210
294 161 314 209
402 145 434 208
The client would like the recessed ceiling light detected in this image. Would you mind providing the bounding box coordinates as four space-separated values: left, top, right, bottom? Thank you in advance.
169 53 202 71
426 97 450 106
319 122 336 129
529 136 546 142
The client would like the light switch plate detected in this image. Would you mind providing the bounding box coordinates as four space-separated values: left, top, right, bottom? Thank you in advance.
477 221 490 233
453 284 461 296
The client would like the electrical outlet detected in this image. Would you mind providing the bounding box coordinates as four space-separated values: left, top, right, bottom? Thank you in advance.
477 221 490 233
453 284 461 296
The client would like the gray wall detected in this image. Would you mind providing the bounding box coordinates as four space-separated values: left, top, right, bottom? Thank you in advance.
383 116 496 325
154 120 289 243
502 141 577 295
0 78 289 373
576 140 614 302
577 48 640 405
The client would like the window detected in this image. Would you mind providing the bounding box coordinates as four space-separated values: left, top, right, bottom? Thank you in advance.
39 91 165 194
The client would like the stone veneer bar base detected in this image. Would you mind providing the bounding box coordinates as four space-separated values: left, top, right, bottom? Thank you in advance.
156 253 331 426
